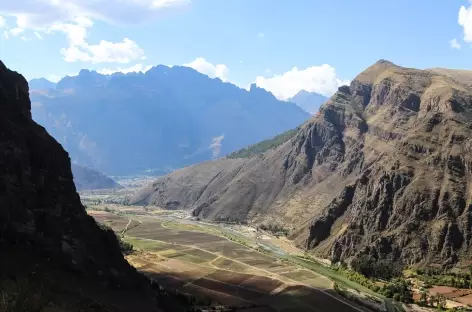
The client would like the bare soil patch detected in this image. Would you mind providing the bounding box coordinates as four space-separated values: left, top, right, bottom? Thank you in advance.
206 270 253 286
239 276 283 294
455 293 472 305
428 286 457 295
192 278 265 301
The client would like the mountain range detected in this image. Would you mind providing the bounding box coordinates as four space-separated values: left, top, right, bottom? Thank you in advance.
288 90 329 115
29 67 309 175
132 60 472 267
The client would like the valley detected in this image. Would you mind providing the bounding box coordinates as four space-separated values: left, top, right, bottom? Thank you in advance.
82 182 392 312
83 180 472 312
87 206 374 312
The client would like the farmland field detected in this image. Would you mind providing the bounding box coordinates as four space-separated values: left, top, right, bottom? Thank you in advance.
88 209 373 312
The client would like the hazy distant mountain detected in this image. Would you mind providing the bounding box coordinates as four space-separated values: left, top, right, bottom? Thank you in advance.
29 78 56 90
288 90 328 114
71 163 122 190
30 66 309 175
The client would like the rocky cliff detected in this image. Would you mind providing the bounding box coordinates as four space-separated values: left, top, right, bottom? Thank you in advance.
0 61 163 311
132 60 472 267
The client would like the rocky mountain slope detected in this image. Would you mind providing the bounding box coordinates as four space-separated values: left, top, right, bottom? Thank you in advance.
288 90 328 114
132 60 472 267
0 61 189 311
30 67 309 175
72 163 122 190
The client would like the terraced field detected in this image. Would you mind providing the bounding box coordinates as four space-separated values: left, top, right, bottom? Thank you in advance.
89 211 370 312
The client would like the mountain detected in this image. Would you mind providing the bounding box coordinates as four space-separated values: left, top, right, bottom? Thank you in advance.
132 60 472 267
29 77 56 90
30 66 309 175
0 61 178 311
288 90 329 114
72 163 122 190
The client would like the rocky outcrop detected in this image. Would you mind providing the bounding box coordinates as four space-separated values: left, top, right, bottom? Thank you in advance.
0 61 162 311
132 60 472 267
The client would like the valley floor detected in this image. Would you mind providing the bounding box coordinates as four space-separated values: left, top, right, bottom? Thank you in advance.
87 207 375 312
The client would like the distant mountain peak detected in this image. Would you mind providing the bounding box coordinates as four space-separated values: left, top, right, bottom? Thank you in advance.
29 78 57 90
288 90 329 115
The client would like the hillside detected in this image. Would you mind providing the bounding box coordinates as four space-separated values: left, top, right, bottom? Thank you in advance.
226 127 299 159
0 61 195 311
72 163 122 190
30 67 309 175
288 90 329 114
132 60 472 267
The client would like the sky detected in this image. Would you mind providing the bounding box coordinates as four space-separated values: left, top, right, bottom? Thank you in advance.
0 0 471 100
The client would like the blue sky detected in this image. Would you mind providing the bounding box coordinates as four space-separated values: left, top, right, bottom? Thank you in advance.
0 0 470 99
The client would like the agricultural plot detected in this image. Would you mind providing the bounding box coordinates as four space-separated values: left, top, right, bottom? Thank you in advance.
87 210 133 232
91 214 365 312
425 286 472 307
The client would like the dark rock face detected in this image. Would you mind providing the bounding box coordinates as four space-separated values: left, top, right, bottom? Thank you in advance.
133 60 472 267
0 61 158 311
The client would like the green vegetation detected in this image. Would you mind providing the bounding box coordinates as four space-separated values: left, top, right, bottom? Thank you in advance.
380 278 413 303
226 127 299 159
258 223 290 237
333 282 383 311
331 263 381 293
287 256 382 298
351 255 402 280
416 267 472 289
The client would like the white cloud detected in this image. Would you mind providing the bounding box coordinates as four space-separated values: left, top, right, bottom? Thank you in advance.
0 0 187 62
459 4 472 42
0 16 5 28
0 0 190 28
152 0 190 9
450 38 461 49
46 74 61 83
48 17 144 64
69 38 145 64
9 27 23 36
97 63 153 75
184 57 229 82
20 35 30 41
209 135 225 158
34 31 43 40
255 64 349 99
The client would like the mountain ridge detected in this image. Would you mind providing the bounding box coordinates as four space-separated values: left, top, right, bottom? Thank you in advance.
29 77 57 90
132 59 472 267
31 65 309 175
